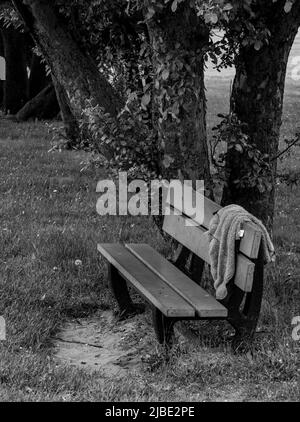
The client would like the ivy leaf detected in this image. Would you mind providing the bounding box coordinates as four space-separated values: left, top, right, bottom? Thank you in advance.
162 69 170 80
223 3 233 11
146 7 155 20
162 154 175 169
141 93 151 108
284 1 293 13
211 13 219 24
204 12 218 24
254 40 263 51
235 144 243 153
171 0 178 12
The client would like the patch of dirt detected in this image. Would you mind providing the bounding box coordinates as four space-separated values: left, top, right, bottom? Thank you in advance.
53 310 154 376
53 310 250 401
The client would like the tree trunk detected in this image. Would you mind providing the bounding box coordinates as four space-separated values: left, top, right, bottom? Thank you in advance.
12 0 121 122
146 3 213 193
0 32 3 107
223 12 299 228
0 80 3 108
1 27 28 114
16 82 59 121
28 53 49 99
52 74 80 147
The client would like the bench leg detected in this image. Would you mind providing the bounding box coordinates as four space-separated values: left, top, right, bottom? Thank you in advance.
108 264 145 320
173 247 205 286
190 254 205 286
152 307 175 347
226 245 264 353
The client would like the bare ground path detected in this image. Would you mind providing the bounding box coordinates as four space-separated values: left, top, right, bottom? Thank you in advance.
52 310 250 402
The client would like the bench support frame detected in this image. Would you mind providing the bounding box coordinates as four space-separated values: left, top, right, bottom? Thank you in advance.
228 244 264 351
152 308 176 346
168 242 264 351
173 245 205 286
107 246 264 350
108 264 145 320
104 221 265 352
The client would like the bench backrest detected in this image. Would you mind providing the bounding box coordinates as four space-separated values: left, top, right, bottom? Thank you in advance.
163 188 262 293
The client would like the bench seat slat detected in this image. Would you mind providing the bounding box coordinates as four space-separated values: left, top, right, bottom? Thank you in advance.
163 214 256 293
125 244 228 318
97 243 195 317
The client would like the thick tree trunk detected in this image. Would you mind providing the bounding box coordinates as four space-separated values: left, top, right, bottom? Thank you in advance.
147 3 213 193
16 82 59 121
28 53 48 99
0 80 3 108
0 33 3 107
12 0 121 122
1 27 28 114
223 12 299 228
52 74 80 147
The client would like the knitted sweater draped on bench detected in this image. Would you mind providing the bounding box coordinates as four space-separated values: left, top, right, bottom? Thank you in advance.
207 205 275 300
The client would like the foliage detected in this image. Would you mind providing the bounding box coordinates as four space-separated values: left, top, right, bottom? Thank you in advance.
5 0 300 191
195 0 299 70
53 0 300 180
0 2 22 30
83 100 160 180
211 113 272 193
54 0 146 92
212 113 300 192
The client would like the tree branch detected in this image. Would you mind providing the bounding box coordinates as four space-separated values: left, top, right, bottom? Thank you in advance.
272 135 300 161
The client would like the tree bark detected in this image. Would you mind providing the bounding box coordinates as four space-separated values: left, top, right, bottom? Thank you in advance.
0 33 3 107
1 27 28 114
12 0 121 122
0 80 3 108
52 74 80 147
28 53 48 99
16 82 59 121
223 6 300 228
146 3 213 193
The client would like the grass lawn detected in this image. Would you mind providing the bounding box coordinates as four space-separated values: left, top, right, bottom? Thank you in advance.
0 59 299 401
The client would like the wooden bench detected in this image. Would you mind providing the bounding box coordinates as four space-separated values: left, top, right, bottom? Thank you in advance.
98 189 265 350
